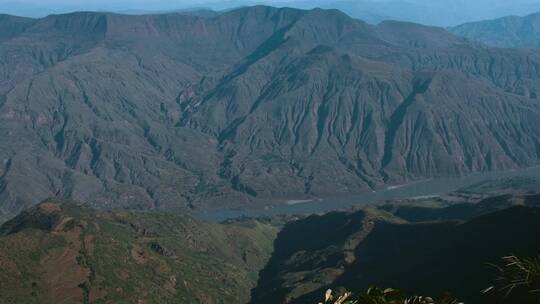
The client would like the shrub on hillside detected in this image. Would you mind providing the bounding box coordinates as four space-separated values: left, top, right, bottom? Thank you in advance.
483 255 540 303
318 254 540 304
319 286 461 304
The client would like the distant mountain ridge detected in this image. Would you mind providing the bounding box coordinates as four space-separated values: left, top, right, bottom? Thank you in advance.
311 0 540 27
3 0 540 27
451 12 540 49
1 6 540 221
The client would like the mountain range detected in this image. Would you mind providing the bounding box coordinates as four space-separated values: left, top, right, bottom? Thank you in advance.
3 0 540 27
308 0 540 27
2 6 540 221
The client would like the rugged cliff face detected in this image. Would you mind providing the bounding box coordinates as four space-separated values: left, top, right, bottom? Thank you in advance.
1 6 540 220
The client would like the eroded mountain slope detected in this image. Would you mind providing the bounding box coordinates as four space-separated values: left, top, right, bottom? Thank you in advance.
1 6 540 220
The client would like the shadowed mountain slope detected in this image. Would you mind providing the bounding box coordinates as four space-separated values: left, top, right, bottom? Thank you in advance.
1 6 540 221
252 193 540 303
380 191 540 222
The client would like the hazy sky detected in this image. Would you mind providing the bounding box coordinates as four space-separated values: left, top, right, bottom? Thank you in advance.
2 0 540 11
0 0 263 7
2 0 540 26
1 0 284 16
2 0 259 14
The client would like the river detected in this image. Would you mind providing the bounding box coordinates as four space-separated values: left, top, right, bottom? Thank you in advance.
192 166 540 222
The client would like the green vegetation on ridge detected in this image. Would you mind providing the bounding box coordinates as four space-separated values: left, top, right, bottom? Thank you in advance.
1 192 540 303
0 200 278 304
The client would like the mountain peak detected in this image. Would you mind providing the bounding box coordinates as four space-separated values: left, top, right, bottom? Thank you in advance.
0 199 83 235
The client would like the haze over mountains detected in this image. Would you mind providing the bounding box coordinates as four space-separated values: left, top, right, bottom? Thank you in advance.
451 12 540 49
2 6 540 221
3 0 540 26
291 0 540 27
